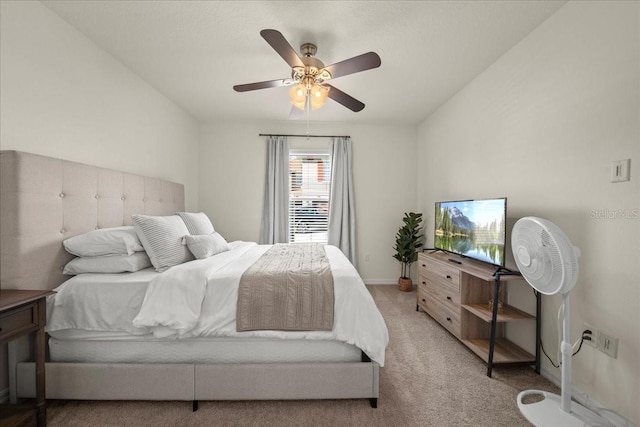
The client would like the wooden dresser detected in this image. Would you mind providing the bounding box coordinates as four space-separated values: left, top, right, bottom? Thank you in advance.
0 289 55 427
416 251 540 376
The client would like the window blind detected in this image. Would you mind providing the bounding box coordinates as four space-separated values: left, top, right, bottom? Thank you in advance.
289 150 331 243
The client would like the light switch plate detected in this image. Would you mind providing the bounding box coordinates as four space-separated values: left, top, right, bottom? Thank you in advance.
611 159 630 183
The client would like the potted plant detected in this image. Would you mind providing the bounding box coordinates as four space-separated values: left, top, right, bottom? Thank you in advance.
393 212 424 292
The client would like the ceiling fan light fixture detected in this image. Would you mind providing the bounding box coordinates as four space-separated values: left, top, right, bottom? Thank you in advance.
290 83 307 110
289 82 329 111
310 84 329 110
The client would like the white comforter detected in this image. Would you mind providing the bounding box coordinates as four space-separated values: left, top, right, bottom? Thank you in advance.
48 242 389 366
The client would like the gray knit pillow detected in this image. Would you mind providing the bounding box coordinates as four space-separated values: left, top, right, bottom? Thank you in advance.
184 232 229 259
132 214 194 272
176 212 215 235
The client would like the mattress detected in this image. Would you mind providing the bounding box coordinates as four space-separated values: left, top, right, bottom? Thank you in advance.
48 331 362 364
46 267 159 335
47 241 389 365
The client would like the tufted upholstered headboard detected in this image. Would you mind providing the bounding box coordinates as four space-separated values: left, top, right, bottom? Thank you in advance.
0 150 185 291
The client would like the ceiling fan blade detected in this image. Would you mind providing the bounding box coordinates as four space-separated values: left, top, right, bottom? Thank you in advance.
260 29 305 68
324 52 381 79
326 84 365 112
233 78 295 92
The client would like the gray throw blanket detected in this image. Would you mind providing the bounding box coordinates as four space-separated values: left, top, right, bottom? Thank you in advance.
236 243 334 332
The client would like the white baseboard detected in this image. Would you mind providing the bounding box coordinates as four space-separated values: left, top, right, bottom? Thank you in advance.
539 367 635 426
0 387 8 404
363 280 397 285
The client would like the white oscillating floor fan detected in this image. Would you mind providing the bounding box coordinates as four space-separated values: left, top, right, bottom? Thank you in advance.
512 217 608 427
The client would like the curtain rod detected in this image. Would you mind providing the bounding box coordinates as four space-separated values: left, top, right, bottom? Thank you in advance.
259 133 350 139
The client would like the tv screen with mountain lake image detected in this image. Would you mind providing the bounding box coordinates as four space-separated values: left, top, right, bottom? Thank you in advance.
434 198 507 266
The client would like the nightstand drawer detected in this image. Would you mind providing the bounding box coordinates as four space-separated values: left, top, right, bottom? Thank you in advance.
0 305 37 342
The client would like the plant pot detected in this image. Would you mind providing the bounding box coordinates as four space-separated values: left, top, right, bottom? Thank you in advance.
398 277 413 292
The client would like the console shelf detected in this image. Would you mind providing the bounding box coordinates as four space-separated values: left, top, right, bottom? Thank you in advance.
416 251 540 377
461 338 536 364
462 303 534 323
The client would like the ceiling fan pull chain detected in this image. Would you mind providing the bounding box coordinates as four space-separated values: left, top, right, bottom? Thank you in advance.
306 95 311 140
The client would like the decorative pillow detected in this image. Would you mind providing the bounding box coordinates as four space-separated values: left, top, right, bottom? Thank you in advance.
176 212 215 235
63 226 144 257
132 214 194 272
63 252 152 275
183 232 230 259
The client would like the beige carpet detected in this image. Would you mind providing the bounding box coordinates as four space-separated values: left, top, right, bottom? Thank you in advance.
45 285 558 426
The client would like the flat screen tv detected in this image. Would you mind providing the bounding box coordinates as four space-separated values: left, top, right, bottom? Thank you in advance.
434 197 507 267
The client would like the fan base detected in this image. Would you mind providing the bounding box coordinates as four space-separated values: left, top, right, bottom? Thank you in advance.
300 43 317 57
517 390 609 426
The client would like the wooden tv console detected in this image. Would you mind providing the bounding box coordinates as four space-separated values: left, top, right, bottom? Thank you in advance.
416 251 540 377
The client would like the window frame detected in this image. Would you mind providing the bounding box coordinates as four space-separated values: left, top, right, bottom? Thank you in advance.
288 148 332 244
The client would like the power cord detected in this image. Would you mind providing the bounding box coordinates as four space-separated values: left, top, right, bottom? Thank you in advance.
540 329 592 368
533 288 592 368
572 330 591 355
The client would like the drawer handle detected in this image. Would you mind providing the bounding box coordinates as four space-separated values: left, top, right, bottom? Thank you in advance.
446 317 452 322
422 281 426 285
446 296 452 301
422 264 426 268
446 275 452 279
422 299 426 303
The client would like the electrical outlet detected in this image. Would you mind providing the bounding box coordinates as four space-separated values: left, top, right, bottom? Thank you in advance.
611 159 631 183
583 324 597 347
597 332 618 359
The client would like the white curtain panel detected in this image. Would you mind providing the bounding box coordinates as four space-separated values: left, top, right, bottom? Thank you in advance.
259 136 290 244
328 137 356 266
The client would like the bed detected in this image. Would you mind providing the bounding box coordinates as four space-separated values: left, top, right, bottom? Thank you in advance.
0 150 387 409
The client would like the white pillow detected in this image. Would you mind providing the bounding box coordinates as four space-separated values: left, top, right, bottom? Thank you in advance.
132 214 194 272
63 252 152 275
63 226 144 257
176 212 215 235
184 233 230 259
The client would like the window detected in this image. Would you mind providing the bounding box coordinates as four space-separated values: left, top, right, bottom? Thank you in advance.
289 150 331 243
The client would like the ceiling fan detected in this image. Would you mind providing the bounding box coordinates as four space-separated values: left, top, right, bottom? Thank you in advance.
233 29 381 113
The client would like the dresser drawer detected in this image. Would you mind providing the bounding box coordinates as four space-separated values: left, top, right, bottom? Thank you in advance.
418 281 460 311
417 283 461 335
417 274 461 305
417 282 429 311
423 298 461 338
0 304 37 342
419 257 460 293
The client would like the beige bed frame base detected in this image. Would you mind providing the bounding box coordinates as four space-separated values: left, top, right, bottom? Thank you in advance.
16 361 379 409
1 151 380 409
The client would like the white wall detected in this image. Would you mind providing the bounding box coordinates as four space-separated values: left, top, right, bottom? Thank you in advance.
0 1 201 399
199 121 417 283
417 1 639 424
0 1 200 209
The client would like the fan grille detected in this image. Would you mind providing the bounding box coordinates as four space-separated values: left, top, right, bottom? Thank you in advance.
512 217 579 295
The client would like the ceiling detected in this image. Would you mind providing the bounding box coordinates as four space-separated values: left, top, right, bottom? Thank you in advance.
42 1 566 125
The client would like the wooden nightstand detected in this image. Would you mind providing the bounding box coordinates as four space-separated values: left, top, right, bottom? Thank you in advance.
1 289 55 427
